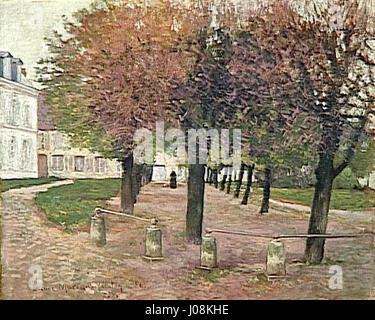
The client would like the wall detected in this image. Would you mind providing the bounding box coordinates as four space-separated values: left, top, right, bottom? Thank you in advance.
152 152 187 182
369 172 375 189
0 77 38 179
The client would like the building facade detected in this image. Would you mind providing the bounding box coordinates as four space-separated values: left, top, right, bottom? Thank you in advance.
37 130 121 179
0 52 39 179
37 92 122 180
151 152 187 182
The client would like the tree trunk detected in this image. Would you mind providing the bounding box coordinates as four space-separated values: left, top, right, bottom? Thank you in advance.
205 167 210 183
213 169 219 188
304 157 334 264
208 168 213 185
131 164 139 204
121 154 134 214
140 165 147 187
134 164 142 195
220 167 227 191
260 168 272 214
186 163 206 244
241 164 254 205
226 169 232 194
138 165 142 191
147 165 153 183
234 163 245 198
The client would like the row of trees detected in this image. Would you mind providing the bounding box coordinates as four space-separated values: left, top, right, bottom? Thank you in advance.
38 0 375 264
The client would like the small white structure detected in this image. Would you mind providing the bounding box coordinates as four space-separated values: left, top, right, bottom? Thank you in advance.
0 51 39 179
151 152 186 182
369 172 375 189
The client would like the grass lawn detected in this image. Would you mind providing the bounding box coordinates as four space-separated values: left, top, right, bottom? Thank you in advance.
225 183 375 211
36 179 121 231
269 187 375 211
1 177 63 193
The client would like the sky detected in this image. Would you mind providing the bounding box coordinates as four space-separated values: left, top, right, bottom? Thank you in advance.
0 0 94 86
0 0 343 88
0 0 240 87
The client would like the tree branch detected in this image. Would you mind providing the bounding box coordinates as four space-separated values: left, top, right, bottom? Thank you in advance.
333 118 368 178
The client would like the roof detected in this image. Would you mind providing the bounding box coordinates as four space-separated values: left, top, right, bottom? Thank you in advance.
11 58 23 65
0 51 13 58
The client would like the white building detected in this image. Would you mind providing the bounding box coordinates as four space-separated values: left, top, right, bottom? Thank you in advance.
0 51 39 179
151 152 187 182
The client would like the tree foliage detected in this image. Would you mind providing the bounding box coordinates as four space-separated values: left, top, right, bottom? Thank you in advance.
38 0 202 157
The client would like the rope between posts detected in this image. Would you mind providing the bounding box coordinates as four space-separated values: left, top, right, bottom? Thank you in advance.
275 233 373 239
205 228 274 239
94 207 155 224
205 228 374 240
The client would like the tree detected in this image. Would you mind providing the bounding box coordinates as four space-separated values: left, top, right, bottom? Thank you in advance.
220 166 228 191
171 15 243 243
172 1 297 240
38 0 197 213
227 15 320 213
242 0 375 263
259 167 272 213
178 4 309 218
226 167 233 194
241 164 255 205
234 162 245 198
186 156 206 244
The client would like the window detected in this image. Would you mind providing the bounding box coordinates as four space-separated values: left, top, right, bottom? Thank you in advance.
74 156 85 172
0 95 8 124
53 133 64 150
9 95 20 126
24 104 31 128
117 162 123 174
52 155 64 171
8 136 16 163
39 132 46 150
20 139 31 169
94 157 106 173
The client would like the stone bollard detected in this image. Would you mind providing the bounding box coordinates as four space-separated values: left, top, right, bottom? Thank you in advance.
143 219 163 261
90 214 106 246
266 240 286 276
198 235 218 270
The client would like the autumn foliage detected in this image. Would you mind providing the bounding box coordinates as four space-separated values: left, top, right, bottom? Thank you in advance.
39 0 206 156
38 0 375 260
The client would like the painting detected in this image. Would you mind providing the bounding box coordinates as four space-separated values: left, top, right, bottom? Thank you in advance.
0 0 374 306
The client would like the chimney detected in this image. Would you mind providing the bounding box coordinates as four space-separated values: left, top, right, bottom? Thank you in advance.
11 58 23 82
0 51 13 80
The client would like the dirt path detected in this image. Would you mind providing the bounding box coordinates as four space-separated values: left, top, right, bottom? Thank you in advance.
1 182 374 299
1 180 145 300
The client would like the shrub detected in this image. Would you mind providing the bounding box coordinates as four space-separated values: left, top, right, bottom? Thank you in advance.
333 167 360 190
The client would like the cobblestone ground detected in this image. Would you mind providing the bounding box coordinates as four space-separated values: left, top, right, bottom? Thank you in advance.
1 182 374 299
1 181 146 300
